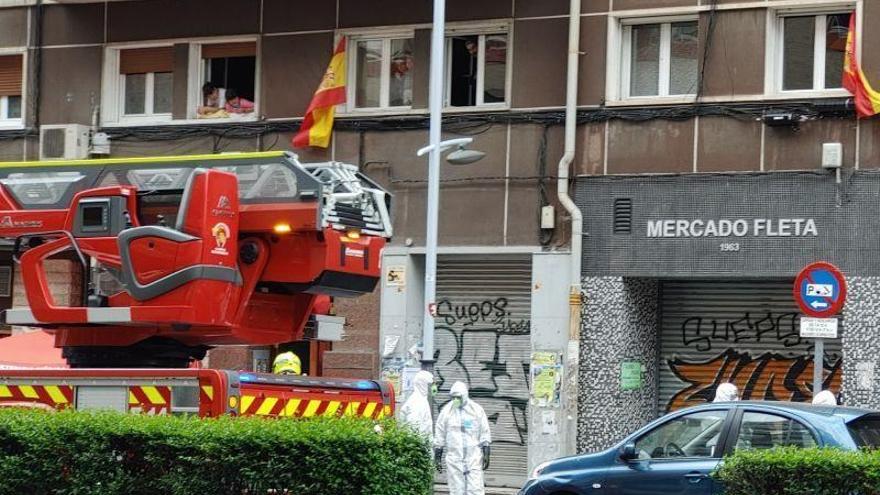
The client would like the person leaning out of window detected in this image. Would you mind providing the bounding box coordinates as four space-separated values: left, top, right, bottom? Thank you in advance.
224 88 254 114
197 82 230 119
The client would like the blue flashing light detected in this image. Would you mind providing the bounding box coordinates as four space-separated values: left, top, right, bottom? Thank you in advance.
355 380 378 390
240 374 255 382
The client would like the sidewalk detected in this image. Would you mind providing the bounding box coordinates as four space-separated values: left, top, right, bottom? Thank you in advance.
434 485 520 495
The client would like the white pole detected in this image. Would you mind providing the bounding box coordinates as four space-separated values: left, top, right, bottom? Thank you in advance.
422 0 446 370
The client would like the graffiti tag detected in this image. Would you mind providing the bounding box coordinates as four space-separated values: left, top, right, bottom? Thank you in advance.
680 312 803 352
436 297 530 335
434 297 530 446
666 349 842 411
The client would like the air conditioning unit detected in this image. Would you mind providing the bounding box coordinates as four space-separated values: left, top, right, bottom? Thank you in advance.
39 124 90 160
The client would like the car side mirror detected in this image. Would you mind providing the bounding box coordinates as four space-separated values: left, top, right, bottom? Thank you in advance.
620 442 637 461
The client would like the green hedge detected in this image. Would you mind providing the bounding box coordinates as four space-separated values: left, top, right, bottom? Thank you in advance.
714 447 880 495
0 408 432 495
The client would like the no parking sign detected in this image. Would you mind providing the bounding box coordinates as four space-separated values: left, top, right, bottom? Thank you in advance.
793 261 847 318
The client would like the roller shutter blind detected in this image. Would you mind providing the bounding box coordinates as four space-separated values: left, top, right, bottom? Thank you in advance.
201 42 257 59
0 55 22 97
119 47 173 74
435 254 531 489
658 279 842 415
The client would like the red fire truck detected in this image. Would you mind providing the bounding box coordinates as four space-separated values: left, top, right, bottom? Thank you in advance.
0 368 394 419
0 151 396 417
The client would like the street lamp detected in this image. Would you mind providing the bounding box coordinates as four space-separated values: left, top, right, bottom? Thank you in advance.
416 136 485 370
416 0 486 369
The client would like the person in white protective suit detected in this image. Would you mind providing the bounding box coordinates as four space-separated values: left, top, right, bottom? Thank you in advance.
812 390 838 406
713 382 740 402
434 381 492 495
399 370 435 442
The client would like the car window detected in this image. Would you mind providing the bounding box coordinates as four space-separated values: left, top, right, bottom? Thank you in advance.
635 410 728 460
847 417 880 448
734 412 817 450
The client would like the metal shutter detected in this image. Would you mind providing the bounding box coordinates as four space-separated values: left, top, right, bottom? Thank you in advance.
659 279 843 415
435 254 531 489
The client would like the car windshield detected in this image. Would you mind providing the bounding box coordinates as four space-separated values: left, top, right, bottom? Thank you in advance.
848 417 880 448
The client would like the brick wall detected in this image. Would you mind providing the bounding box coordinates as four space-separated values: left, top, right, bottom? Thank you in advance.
322 289 380 379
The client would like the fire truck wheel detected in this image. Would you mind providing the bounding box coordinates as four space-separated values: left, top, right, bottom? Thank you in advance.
62 337 209 368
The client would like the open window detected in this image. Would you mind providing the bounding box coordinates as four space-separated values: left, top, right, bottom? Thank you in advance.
446 32 509 107
0 54 23 127
198 41 257 118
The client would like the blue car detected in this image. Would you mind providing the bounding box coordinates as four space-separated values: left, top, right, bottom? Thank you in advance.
520 401 880 495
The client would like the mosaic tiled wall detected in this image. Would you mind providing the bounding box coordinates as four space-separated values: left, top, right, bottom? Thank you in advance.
578 277 659 452
841 277 880 409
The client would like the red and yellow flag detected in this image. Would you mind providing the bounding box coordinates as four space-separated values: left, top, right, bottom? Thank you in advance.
843 12 880 118
293 38 346 148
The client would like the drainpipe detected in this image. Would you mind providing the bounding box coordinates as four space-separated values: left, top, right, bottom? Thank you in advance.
558 0 583 457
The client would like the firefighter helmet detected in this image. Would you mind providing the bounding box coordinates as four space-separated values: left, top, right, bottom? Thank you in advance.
272 351 302 375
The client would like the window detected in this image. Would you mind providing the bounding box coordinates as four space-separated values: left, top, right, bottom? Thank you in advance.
634 410 728 459
621 20 698 98
446 33 508 107
734 412 817 450
778 12 851 92
118 47 174 120
350 36 414 110
847 417 880 448
0 55 23 125
198 42 257 118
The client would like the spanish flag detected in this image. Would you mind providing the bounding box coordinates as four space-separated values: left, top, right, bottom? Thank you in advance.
843 12 880 118
293 38 346 148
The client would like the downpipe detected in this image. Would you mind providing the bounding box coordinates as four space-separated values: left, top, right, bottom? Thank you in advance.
558 0 584 457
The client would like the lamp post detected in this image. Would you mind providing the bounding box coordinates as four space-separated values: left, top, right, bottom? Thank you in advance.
417 0 485 370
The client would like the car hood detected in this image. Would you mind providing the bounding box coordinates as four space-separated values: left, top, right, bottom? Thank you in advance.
540 448 617 479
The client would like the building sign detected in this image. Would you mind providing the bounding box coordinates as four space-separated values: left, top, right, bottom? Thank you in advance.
577 172 880 277
647 218 818 238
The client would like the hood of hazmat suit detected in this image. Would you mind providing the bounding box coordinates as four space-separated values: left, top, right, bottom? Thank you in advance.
399 371 434 441
812 390 837 406
434 381 491 495
713 382 739 402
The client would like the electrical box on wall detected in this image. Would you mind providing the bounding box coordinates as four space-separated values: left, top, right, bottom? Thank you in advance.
541 205 555 229
822 143 843 169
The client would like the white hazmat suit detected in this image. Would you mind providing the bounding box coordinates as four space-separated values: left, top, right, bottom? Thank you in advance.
812 390 837 406
399 370 434 442
713 382 740 402
434 381 491 495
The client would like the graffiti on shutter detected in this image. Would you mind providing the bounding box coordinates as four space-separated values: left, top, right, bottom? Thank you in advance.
660 280 842 413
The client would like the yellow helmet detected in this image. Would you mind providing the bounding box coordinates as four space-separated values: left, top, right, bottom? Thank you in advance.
272 351 302 375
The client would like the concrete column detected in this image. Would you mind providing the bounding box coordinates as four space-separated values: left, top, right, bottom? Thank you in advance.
578 277 659 453
528 253 572 472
